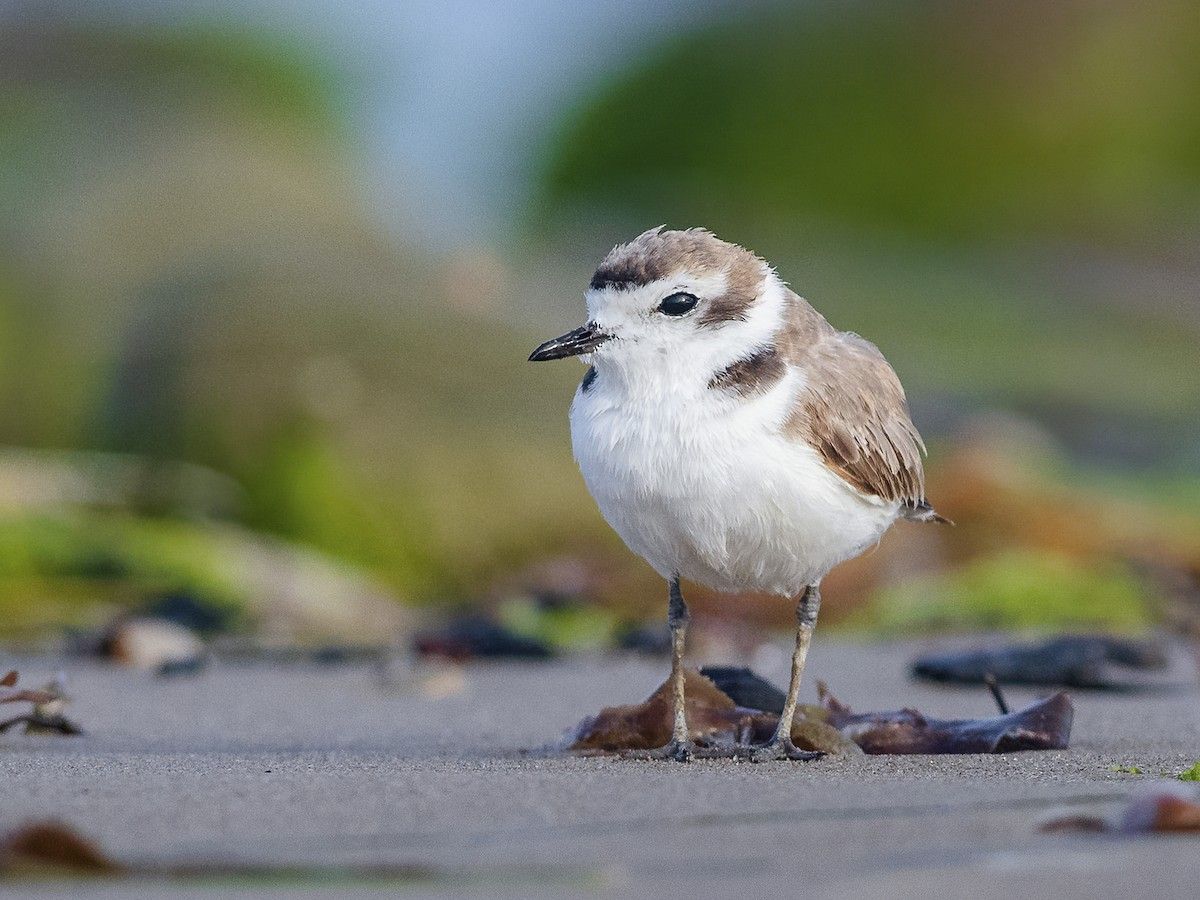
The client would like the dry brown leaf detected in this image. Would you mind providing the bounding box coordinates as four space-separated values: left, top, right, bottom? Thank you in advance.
1119 789 1200 833
0 672 83 735
0 821 122 875
567 668 856 754
565 666 1073 756
1039 814 1109 833
817 680 1073 753
0 819 433 881
1041 786 1200 835
0 688 57 706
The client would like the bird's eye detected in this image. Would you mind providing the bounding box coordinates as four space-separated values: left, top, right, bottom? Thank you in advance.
656 292 699 316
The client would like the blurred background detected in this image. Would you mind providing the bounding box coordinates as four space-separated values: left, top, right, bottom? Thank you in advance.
1 0 1197 656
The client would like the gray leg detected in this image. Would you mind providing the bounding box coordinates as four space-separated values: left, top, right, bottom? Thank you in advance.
752 583 823 762
624 576 696 762
666 576 690 746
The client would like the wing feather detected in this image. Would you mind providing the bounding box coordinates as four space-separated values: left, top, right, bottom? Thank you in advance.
789 331 927 507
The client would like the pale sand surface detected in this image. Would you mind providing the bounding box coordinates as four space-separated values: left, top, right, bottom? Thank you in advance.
1 638 1197 898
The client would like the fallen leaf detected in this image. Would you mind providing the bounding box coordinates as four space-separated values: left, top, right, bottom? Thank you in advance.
566 668 855 755
0 689 57 706
0 672 84 736
569 668 755 752
1039 814 1109 833
0 670 56 706
1121 789 1200 833
0 821 122 875
911 635 1171 691
0 819 436 882
565 667 1073 756
1041 784 1200 834
817 681 1074 753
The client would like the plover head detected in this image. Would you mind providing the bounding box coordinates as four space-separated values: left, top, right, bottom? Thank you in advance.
529 227 785 377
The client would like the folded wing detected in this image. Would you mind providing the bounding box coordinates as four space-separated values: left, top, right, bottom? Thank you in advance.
789 330 928 509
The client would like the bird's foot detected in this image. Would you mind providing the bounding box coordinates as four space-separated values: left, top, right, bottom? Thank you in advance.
622 738 697 762
620 737 825 763
747 739 824 763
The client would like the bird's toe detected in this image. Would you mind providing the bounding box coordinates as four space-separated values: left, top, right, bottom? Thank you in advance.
622 738 696 762
748 740 824 763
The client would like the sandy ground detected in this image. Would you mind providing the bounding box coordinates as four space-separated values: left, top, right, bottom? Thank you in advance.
1 638 1198 898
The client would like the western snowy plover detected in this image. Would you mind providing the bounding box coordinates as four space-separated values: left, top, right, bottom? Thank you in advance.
530 227 945 761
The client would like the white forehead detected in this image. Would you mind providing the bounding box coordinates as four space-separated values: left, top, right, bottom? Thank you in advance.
584 271 729 324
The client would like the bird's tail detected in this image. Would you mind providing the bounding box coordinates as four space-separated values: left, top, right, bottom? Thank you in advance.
904 500 953 525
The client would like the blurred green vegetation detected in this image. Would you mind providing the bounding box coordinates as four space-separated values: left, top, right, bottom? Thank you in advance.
1 9 1198 640
541 1 1200 246
0 511 244 639
0 21 610 635
496 594 621 653
841 549 1153 635
531 1 1200 644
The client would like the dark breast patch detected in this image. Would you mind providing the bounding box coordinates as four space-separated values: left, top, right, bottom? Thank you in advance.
580 366 598 393
708 346 786 396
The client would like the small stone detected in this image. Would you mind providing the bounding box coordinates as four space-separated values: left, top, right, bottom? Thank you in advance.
105 618 205 671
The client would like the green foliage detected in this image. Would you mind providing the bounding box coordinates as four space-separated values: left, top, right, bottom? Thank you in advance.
238 424 442 594
0 512 244 638
496 595 619 653
842 549 1153 635
0 21 610 605
1178 761 1200 782
540 1 1200 244
3 13 1196 628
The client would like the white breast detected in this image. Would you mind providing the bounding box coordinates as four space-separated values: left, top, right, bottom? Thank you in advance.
570 363 900 597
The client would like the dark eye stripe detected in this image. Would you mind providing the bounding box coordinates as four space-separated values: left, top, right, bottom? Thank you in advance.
657 292 699 316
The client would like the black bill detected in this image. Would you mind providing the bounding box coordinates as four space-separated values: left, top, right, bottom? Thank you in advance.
528 323 611 361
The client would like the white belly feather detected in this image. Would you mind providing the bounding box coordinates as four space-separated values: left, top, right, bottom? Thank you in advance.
570 365 899 597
